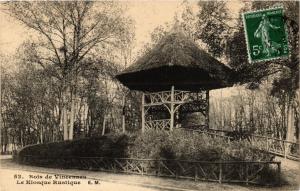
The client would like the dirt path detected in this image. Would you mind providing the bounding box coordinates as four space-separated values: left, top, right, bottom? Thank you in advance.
275 157 300 188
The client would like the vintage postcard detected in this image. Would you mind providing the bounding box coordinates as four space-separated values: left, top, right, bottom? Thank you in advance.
0 1 299 191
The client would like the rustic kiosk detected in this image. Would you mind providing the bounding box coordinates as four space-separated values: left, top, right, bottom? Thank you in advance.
116 31 234 132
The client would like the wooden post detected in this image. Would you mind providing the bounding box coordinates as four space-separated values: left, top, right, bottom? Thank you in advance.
170 86 175 131
158 161 161 176
286 104 294 142
284 141 287 159
194 166 198 181
122 95 126 133
206 90 210 129
245 163 249 185
285 104 295 158
142 93 145 133
277 162 281 186
113 159 117 173
219 162 222 183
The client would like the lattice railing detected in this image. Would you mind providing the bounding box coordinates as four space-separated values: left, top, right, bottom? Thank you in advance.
248 134 300 160
144 91 205 105
182 128 232 142
145 119 171 130
191 128 300 160
177 127 299 160
174 90 190 103
145 91 171 105
21 156 281 186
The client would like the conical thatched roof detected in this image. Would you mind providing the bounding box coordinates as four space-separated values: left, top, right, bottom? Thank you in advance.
116 31 234 92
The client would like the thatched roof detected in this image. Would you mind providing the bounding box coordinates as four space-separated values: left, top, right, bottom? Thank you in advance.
116 31 234 92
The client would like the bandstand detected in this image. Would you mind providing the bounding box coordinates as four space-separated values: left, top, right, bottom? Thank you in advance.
116 31 234 132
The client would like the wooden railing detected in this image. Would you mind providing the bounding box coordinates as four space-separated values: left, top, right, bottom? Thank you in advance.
142 125 299 160
181 128 232 142
144 91 205 105
145 119 171 130
21 155 281 186
183 127 300 160
248 134 299 160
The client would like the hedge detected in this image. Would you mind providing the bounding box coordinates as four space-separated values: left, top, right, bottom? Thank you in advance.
130 129 274 161
15 129 282 185
16 129 275 166
17 133 130 167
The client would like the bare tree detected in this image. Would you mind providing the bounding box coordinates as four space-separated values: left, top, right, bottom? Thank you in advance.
5 1 133 140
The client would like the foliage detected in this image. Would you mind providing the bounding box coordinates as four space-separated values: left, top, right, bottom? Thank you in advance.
210 83 299 141
131 129 274 162
1 1 136 150
17 133 129 166
196 1 232 57
17 129 275 165
136 1 198 58
194 1 299 97
195 1 298 144
1 63 60 147
3 1 135 141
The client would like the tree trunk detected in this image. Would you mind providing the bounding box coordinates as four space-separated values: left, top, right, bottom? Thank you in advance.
40 125 43 144
102 115 106 136
85 108 90 137
38 118 44 144
62 86 69 141
69 95 75 140
87 110 92 137
286 104 295 142
3 144 7 153
20 129 24 147
63 105 68 140
52 124 55 142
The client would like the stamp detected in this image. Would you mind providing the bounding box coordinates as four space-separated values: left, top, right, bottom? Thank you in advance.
242 7 289 63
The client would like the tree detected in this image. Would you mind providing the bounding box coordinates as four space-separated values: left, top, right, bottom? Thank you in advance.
229 2 299 142
179 1 197 38
1 65 11 152
196 1 299 142
196 1 233 57
5 1 134 140
195 1 298 88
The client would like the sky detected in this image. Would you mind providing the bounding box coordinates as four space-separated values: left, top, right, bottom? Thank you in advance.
0 1 244 98
0 1 243 56
0 1 181 55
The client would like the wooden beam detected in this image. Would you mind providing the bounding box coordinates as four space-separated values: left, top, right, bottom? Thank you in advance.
170 86 175 131
206 90 210 129
122 96 126 133
142 93 145 133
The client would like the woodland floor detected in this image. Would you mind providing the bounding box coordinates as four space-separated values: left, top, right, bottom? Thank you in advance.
0 155 299 191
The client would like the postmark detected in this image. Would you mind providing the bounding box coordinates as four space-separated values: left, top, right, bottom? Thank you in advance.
242 7 289 63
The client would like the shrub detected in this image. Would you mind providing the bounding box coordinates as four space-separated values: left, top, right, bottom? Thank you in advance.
130 129 274 162
18 134 129 167
17 129 279 185
17 129 275 173
19 129 274 164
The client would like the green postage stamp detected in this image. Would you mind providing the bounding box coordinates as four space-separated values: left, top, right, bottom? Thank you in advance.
242 7 289 63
